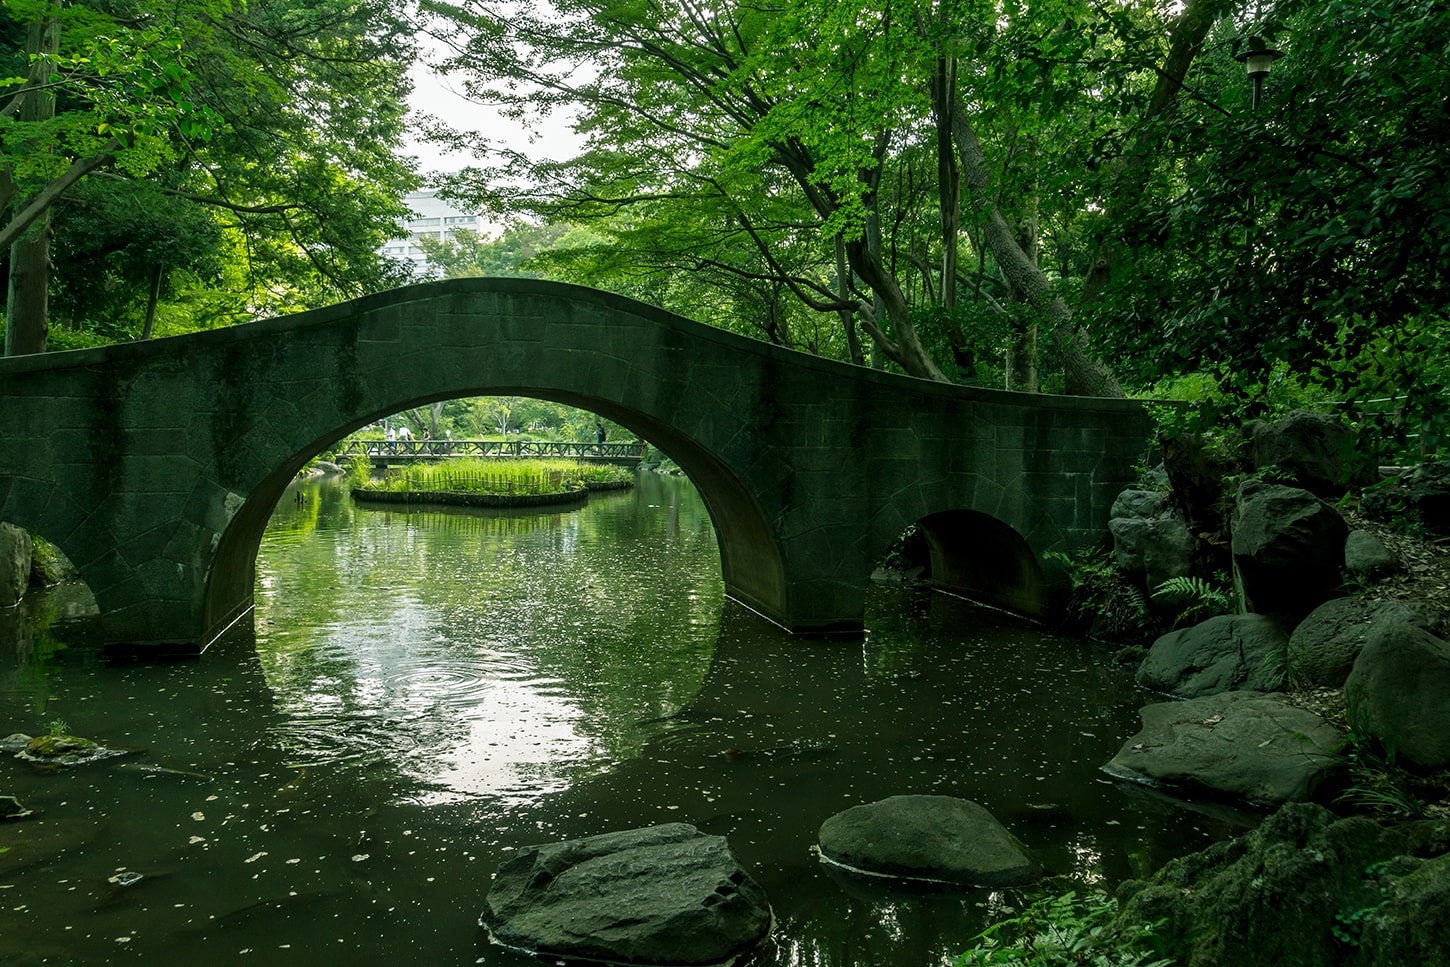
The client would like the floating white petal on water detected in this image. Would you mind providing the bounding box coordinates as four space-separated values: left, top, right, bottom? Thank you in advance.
191 812 205 821
351 853 369 862
243 852 267 864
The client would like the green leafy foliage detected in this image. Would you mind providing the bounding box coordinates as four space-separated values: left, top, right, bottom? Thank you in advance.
1048 545 1151 642
1334 731 1425 819
416 222 571 279
2 0 420 348
1150 576 1235 630
419 0 1195 386
1092 0 1450 442
359 458 631 497
1330 861 1392 948
955 891 1172 967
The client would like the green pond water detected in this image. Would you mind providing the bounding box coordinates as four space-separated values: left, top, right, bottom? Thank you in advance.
0 472 1248 965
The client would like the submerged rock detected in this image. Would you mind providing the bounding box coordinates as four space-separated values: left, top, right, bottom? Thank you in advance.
1103 691 1343 806
816 794 1038 888
0 795 33 820
480 823 771 966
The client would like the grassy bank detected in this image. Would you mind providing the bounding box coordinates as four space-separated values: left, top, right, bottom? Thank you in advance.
353 457 634 496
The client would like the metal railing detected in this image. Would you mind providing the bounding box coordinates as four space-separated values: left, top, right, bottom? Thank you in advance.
339 439 649 461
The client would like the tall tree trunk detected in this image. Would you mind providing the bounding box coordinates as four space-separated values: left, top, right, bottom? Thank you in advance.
861 201 890 373
6 229 50 356
835 236 865 366
4 12 61 357
847 232 947 381
933 56 960 313
1012 142 1041 393
141 263 165 339
950 104 1123 397
1081 0 1231 303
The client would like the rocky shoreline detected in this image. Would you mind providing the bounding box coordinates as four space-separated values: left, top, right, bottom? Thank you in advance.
1074 410 1450 965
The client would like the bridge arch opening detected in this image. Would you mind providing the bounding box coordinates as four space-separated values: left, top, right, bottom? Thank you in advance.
910 509 1054 619
0 520 100 642
202 392 787 647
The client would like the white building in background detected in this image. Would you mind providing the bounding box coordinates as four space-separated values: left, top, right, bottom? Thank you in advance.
381 189 491 279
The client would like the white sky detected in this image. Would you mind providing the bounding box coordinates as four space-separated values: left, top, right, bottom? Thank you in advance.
402 52 583 176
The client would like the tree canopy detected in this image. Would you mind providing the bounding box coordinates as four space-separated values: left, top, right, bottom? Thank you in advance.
1089 0 1450 442
418 0 1448 441
1 0 420 353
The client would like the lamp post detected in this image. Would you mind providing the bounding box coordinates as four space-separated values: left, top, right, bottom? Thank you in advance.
1234 35 1284 112
1233 36 1283 270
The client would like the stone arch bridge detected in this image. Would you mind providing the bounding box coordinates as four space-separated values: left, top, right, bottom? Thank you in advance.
0 278 1153 650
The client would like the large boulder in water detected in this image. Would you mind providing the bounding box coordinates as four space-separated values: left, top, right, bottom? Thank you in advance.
1345 619 1450 770
1136 613 1289 698
1102 691 1343 806
480 823 771 966
1231 481 1347 616
816 794 1038 887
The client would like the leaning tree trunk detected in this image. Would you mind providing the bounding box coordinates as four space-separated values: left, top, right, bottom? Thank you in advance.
950 104 1124 398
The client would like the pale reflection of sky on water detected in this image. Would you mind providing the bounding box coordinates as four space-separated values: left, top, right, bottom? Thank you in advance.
0 471 1253 967
253 475 722 811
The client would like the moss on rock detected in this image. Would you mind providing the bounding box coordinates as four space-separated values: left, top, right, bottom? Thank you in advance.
1114 802 1446 967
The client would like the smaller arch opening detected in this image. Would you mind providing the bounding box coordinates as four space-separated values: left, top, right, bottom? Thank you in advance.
0 522 98 616
914 510 1052 619
0 523 101 682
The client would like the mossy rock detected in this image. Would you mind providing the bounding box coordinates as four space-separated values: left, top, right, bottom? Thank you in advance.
26 734 96 757
19 733 120 766
29 535 77 586
1115 802 1450 967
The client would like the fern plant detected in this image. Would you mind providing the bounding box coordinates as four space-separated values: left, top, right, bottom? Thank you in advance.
1048 546 1151 641
955 891 1173 967
1151 575 1235 629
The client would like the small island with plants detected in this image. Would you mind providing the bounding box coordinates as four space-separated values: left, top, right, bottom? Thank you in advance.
350 456 634 510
